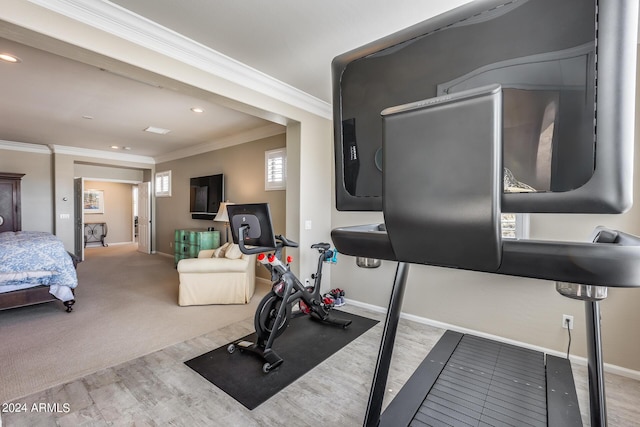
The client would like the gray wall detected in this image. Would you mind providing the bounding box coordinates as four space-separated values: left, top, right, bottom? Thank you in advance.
156 133 286 280
0 146 54 232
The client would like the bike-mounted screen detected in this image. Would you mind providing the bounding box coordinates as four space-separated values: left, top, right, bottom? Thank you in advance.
227 203 277 250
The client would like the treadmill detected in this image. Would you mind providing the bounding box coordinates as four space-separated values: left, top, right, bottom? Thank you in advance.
332 85 640 427
330 1 639 425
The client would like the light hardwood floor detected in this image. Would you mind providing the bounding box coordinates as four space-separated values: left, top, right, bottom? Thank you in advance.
3 303 640 426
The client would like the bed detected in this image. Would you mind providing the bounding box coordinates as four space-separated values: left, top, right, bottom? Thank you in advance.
0 231 78 312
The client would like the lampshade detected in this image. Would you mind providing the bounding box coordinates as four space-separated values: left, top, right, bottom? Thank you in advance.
214 201 233 222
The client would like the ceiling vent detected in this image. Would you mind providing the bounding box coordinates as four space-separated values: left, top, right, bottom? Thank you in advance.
144 126 171 135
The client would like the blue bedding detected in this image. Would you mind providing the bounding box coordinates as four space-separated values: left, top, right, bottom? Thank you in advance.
0 231 78 294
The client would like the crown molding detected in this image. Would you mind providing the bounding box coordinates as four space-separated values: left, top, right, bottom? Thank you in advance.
27 0 332 119
154 123 286 164
1 127 284 164
0 139 52 154
50 144 155 164
0 139 155 163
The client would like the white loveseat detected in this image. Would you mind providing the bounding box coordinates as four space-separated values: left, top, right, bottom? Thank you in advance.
177 243 256 306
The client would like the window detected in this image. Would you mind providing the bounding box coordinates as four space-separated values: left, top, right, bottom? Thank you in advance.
265 148 286 191
155 170 172 197
501 213 529 239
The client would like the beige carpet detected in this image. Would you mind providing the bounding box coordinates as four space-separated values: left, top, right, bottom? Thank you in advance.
0 244 267 403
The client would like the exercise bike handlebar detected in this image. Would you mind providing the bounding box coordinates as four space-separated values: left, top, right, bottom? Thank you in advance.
236 225 300 255
236 225 276 255
275 234 299 248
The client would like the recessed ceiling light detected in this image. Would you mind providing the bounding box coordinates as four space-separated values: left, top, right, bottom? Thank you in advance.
144 126 171 135
0 53 21 63
82 115 94 120
191 107 204 113
111 145 119 149
123 147 132 150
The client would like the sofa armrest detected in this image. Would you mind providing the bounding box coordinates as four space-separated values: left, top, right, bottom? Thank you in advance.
198 249 215 258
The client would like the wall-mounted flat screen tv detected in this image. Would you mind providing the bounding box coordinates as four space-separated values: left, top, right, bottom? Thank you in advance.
190 174 224 219
332 0 637 213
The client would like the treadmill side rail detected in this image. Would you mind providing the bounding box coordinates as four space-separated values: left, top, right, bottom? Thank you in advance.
546 355 583 426
378 330 463 427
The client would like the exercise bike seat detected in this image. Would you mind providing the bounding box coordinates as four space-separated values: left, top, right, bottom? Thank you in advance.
311 243 331 251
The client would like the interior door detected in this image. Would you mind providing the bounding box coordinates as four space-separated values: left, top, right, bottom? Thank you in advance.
74 177 84 260
138 181 151 254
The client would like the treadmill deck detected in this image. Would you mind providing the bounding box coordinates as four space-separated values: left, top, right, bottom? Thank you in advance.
380 331 582 427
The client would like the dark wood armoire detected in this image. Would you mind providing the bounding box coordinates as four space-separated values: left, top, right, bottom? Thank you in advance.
0 172 25 233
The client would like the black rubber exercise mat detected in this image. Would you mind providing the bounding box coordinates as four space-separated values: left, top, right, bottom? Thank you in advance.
185 310 378 409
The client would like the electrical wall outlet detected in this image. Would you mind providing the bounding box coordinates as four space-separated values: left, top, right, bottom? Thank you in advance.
562 314 574 330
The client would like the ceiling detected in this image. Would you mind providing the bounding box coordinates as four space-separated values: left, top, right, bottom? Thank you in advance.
0 0 474 161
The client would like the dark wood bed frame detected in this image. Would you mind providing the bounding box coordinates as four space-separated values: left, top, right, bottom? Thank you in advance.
0 286 75 312
0 251 78 313
0 171 77 313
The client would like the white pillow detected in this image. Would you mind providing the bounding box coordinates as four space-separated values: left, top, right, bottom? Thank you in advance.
224 243 243 260
212 242 230 258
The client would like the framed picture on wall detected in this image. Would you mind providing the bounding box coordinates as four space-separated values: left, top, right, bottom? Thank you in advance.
84 189 105 214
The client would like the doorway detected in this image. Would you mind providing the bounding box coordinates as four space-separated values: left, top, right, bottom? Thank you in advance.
75 179 144 259
132 185 138 243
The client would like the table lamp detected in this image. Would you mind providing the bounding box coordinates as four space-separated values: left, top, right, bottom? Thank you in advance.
214 201 234 243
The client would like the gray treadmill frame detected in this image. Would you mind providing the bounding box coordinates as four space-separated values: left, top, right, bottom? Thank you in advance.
332 0 638 213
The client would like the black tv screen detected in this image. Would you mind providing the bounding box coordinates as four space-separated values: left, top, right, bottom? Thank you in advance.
190 174 224 219
333 0 637 213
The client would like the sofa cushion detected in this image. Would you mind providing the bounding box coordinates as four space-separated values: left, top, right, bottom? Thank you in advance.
198 249 216 258
212 242 230 258
224 243 243 260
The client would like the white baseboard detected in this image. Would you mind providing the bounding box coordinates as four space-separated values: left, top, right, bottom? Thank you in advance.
156 251 173 259
345 298 640 382
85 241 134 247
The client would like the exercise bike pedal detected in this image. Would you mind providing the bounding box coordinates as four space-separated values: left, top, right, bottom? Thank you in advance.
333 317 353 329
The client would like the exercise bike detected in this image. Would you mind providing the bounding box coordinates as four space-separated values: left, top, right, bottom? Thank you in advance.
226 206 351 373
